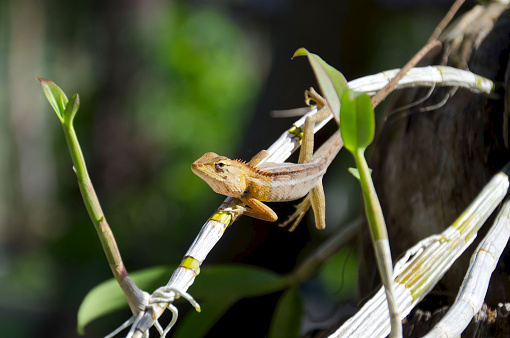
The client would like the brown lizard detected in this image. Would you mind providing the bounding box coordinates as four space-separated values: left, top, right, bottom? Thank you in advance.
191 88 343 231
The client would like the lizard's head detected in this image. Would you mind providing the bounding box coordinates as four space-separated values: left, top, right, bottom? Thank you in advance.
192 152 248 197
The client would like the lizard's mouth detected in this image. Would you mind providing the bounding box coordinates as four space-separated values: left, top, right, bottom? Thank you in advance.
190 163 200 175
191 164 208 180
191 164 224 184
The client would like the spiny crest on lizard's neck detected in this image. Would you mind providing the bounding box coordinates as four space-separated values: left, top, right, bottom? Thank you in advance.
232 159 272 177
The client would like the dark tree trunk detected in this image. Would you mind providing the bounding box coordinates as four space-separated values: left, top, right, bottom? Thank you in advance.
361 3 510 336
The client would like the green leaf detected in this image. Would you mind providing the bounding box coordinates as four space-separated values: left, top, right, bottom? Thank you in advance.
77 264 288 334
175 265 289 338
191 264 288 299
339 89 375 153
36 77 68 123
77 266 171 334
268 287 302 338
293 48 348 123
348 167 361 180
64 93 80 125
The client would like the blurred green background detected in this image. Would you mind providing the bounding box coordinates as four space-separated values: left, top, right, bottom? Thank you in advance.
0 0 452 336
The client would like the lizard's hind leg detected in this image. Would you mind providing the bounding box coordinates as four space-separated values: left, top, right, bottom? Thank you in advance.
279 179 326 231
282 88 332 231
279 195 311 232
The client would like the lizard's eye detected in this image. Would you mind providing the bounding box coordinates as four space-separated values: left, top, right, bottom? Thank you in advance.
215 161 226 171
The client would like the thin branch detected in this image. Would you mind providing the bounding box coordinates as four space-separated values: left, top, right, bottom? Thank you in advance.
371 0 466 109
428 0 466 43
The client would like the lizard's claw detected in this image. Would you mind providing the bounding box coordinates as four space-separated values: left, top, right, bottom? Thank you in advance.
305 87 327 109
305 89 318 108
279 195 311 232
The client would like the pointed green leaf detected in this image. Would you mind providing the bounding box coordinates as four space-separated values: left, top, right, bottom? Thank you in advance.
64 93 80 125
348 167 361 180
36 77 68 123
191 265 288 299
340 90 375 153
175 265 288 337
268 287 302 338
293 48 348 123
77 264 288 334
77 266 171 334
348 167 372 180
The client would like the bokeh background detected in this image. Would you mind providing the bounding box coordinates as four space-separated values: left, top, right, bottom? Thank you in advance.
1 0 455 336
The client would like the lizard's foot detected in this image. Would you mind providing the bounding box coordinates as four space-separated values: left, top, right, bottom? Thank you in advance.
305 87 327 109
279 195 311 232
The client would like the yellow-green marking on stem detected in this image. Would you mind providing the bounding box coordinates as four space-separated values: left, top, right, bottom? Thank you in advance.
288 125 304 140
211 211 233 226
179 256 201 276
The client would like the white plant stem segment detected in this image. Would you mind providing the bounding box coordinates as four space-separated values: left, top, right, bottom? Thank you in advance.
119 66 497 337
328 164 510 337
424 197 510 337
348 66 495 95
374 240 402 338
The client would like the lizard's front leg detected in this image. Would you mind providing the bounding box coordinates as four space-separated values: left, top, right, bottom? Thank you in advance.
248 149 269 166
238 149 279 221
241 197 278 222
298 88 332 164
281 88 332 231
